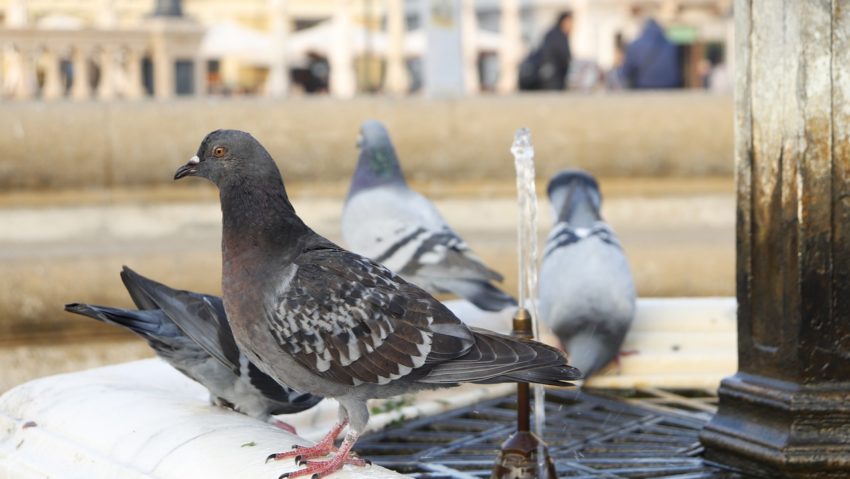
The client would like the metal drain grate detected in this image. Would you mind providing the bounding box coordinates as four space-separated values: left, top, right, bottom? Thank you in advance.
355 388 753 479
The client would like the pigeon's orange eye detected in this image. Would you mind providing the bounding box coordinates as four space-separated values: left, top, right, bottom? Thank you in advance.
213 146 226 158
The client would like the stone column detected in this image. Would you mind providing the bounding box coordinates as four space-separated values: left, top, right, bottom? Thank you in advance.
97 46 116 100
497 0 520 93
41 48 64 100
124 48 145 99
194 52 206 97
152 47 174 99
384 0 407 95
71 46 91 100
5 0 28 27
265 0 290 97
461 0 478 95
421 0 465 97
14 47 35 100
330 0 356 98
699 1 850 478
98 0 117 28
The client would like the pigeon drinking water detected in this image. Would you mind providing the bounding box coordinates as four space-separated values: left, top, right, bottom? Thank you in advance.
172 129 580 478
342 120 516 311
65 266 322 431
538 170 636 379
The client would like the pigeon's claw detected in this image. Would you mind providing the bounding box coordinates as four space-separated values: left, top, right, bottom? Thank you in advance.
267 420 348 463
267 443 336 463
301 456 370 467
283 432 365 479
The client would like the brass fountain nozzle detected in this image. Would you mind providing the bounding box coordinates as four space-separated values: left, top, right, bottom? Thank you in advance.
512 307 533 339
491 307 557 479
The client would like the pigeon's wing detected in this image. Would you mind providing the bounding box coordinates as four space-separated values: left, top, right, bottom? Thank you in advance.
246 361 323 414
348 189 504 283
265 245 476 386
121 267 242 375
399 228 504 283
544 222 622 258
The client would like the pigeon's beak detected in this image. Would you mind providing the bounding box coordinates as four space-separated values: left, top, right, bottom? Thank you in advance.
174 155 200 180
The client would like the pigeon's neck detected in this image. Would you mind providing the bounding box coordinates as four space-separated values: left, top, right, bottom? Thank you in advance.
558 200 600 228
219 176 308 255
347 148 406 198
551 186 601 228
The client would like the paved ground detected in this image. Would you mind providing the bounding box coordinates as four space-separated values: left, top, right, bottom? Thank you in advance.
0 177 734 392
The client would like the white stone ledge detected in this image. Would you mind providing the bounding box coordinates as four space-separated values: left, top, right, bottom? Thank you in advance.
0 360 408 479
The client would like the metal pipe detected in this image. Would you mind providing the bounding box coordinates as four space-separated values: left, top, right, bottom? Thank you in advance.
513 307 532 432
517 383 530 432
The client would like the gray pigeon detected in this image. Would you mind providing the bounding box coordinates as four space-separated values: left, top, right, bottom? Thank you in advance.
342 120 516 312
538 170 636 379
172 129 580 478
65 266 322 431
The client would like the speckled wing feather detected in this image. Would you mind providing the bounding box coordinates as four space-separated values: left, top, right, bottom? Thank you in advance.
265 244 476 387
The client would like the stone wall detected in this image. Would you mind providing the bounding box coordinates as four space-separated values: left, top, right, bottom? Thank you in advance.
0 92 733 190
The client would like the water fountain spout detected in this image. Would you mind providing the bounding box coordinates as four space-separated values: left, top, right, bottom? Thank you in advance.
491 128 556 479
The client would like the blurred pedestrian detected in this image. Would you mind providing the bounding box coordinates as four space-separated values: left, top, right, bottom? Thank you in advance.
518 11 573 91
705 47 731 93
622 18 681 89
539 11 573 90
605 32 628 90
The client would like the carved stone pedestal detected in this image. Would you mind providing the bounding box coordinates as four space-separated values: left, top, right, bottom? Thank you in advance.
699 1 850 477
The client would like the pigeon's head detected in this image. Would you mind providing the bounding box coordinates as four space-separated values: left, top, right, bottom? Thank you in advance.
546 169 602 227
175 129 279 187
350 120 405 193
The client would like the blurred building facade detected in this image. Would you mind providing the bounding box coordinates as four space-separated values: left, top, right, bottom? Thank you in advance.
0 0 733 100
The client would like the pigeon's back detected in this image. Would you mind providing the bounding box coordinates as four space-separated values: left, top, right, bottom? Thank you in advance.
342 185 445 263
343 184 515 310
539 222 636 378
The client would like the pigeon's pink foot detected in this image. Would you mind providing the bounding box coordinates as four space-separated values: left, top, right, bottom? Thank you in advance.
300 456 370 467
281 431 365 479
271 419 298 435
613 349 639 374
266 419 347 463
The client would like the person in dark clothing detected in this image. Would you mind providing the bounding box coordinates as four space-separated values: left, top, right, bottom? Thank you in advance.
622 18 681 89
538 11 573 90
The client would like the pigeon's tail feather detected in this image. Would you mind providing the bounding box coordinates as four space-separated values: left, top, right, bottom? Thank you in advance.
563 332 622 380
419 327 580 386
440 279 517 312
120 267 243 374
64 303 166 338
474 365 583 387
120 267 161 311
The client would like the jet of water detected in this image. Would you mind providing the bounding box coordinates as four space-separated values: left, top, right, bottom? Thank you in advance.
511 127 547 476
